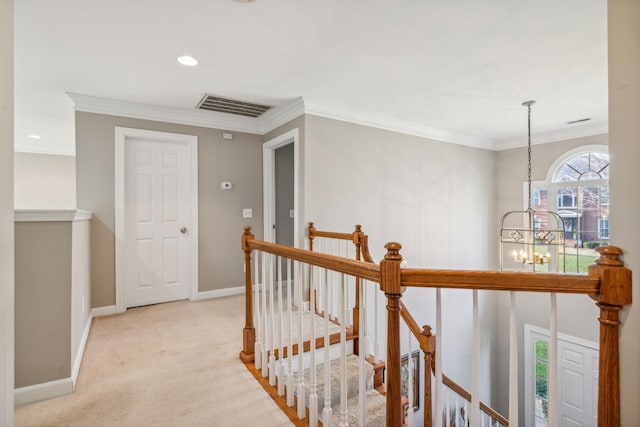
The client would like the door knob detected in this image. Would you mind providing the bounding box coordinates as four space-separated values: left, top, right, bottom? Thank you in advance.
180 227 187 234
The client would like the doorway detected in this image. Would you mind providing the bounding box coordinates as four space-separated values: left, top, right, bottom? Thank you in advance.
115 127 199 312
263 128 299 246
524 324 598 427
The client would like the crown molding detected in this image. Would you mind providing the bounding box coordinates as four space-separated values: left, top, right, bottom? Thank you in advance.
14 209 93 222
67 93 263 134
259 97 305 134
303 99 493 150
493 121 609 151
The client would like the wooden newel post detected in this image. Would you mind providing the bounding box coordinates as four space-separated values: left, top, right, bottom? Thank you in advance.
240 226 256 363
588 246 632 427
353 224 363 349
380 242 403 427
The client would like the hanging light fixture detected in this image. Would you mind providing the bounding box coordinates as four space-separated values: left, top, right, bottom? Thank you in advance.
499 101 566 272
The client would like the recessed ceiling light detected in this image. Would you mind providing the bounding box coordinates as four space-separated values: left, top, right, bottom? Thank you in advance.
27 134 41 139
177 55 198 67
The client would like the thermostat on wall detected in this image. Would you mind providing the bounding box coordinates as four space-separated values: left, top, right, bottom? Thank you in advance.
221 181 233 190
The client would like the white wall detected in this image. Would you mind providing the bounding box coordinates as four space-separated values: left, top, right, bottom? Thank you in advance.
304 115 498 405
14 152 76 209
0 0 14 423
608 0 640 424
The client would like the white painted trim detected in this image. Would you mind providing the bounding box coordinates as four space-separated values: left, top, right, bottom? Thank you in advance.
260 97 305 134
91 305 117 317
114 127 199 313
14 210 93 222
71 315 92 388
263 128 301 247
495 123 609 151
544 144 609 182
197 286 245 300
14 377 73 406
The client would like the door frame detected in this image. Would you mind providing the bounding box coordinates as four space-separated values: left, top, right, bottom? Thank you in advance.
263 128 300 246
114 127 199 313
524 323 599 426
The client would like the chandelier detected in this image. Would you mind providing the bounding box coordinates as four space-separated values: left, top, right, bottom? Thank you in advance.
499 101 566 272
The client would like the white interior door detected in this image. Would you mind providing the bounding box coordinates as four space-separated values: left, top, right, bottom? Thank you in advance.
124 138 192 308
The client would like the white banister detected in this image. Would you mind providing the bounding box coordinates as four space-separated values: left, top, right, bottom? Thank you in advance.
269 254 276 386
339 273 348 427
308 264 318 427
277 256 285 395
509 291 518 426
254 252 262 369
407 333 415 426
374 284 380 363
435 288 443 427
322 268 332 426
548 293 558 427
358 279 366 426
471 289 480 426
296 261 306 419
261 252 268 377
286 258 295 407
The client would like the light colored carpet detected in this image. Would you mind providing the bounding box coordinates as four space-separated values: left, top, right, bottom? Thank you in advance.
15 295 294 427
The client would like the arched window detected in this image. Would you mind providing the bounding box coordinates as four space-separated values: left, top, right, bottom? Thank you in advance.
532 146 610 273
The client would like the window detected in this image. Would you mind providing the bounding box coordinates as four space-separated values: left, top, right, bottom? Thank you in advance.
600 218 610 239
532 147 610 274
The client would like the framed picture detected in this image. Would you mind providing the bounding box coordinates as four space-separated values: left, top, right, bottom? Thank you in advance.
401 350 420 411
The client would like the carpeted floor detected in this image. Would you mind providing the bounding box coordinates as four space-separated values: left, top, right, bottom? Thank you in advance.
15 295 294 427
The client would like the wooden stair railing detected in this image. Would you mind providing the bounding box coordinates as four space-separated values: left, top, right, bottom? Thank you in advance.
241 226 632 427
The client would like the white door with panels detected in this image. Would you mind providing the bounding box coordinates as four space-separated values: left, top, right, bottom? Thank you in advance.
123 137 194 308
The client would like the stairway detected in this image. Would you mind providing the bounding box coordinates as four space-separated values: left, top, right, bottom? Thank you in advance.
301 354 386 426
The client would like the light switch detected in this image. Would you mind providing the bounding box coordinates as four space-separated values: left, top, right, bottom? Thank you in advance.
243 208 253 218
289 209 294 219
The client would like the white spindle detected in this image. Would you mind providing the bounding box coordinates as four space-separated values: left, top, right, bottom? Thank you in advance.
296 262 306 419
445 388 451 427
549 293 558 427
309 264 318 427
269 254 277 386
261 252 268 377
407 334 415 426
277 256 285 395
455 394 460 427
339 273 348 427
374 284 380 363
435 288 443 427
254 252 261 369
358 279 366 426
509 291 518 426
323 268 333 426
471 290 480 426
286 258 295 407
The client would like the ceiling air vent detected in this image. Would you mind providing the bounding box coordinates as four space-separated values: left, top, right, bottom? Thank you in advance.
197 95 272 118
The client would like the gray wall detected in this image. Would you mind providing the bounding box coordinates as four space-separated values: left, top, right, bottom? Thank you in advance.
75 112 263 308
303 114 498 404
71 219 91 374
608 1 640 424
15 222 72 387
0 0 14 421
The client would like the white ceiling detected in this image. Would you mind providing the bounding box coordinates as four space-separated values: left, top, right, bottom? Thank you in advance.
14 0 609 155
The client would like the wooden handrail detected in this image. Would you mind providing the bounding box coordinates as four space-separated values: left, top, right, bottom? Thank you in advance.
400 268 599 294
245 238 381 283
441 373 509 426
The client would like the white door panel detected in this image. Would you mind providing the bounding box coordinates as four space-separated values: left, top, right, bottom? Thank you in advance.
125 140 191 308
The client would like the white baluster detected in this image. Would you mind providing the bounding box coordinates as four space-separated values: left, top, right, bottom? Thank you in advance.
374 284 380 363
509 291 518 426
445 388 450 427
309 264 318 427
323 268 333 426
357 279 366 426
261 252 268 377
286 258 295 407
455 394 460 427
269 254 277 386
471 290 480 426
408 334 415 426
549 293 558 427
435 288 443 427
277 256 285 395
339 273 349 427
254 252 261 369
296 262 306 419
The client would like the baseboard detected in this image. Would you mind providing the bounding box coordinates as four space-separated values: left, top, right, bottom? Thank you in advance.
14 377 73 406
71 315 93 388
91 305 117 317
198 286 245 300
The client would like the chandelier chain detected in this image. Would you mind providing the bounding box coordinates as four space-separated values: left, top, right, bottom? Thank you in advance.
526 102 533 210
